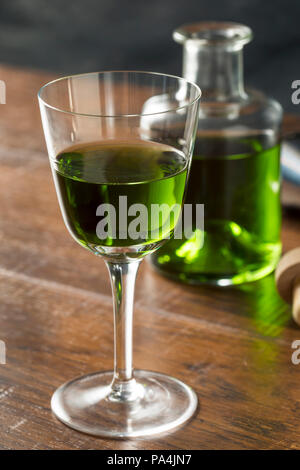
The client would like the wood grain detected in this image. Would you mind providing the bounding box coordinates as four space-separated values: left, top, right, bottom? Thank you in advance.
0 64 299 449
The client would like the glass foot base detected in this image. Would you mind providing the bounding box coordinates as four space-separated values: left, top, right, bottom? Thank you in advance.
51 370 198 438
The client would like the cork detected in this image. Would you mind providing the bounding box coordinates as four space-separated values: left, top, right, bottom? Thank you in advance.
275 247 300 326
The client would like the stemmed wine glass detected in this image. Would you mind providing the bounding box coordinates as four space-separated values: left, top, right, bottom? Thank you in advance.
38 71 201 438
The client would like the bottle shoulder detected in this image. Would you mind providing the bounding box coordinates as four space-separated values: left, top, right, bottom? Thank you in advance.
198 88 283 130
139 88 283 141
243 88 283 116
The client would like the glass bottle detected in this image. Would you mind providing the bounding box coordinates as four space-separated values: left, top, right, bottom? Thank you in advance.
151 22 283 285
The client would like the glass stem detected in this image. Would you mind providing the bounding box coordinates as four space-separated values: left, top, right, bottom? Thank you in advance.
105 259 142 402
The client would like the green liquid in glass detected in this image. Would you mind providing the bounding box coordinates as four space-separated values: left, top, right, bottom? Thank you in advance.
151 135 282 285
53 140 187 253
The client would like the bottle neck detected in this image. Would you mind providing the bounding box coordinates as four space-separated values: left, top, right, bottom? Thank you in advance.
182 43 246 102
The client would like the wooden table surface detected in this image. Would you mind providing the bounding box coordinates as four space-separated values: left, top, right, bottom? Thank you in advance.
0 64 300 450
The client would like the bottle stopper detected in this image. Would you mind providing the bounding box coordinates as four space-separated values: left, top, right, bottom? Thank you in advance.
275 247 300 326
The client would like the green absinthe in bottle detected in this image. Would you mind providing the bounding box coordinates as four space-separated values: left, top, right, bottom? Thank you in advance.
152 133 281 284
53 140 187 257
151 22 283 285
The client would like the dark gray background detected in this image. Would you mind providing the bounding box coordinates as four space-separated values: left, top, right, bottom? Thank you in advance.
0 0 299 111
